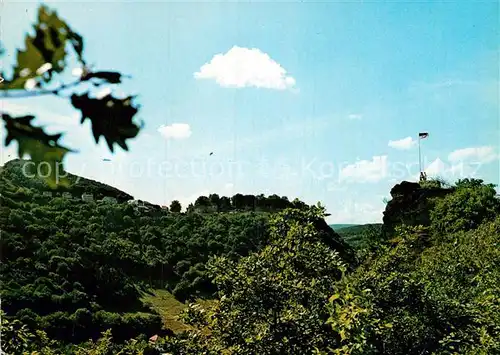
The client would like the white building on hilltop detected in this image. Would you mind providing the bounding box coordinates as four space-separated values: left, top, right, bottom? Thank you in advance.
81 193 94 202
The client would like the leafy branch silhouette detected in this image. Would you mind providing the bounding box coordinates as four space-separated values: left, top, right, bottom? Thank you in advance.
0 5 143 186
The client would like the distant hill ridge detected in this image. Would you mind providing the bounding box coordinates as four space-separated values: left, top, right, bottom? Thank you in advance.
0 159 340 217
334 224 383 248
0 159 133 202
329 224 359 231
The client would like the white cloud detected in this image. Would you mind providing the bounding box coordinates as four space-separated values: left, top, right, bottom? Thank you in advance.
347 113 362 120
339 156 388 183
326 199 384 224
388 136 417 150
448 146 498 163
423 158 480 182
194 46 296 90
425 158 448 176
157 123 192 140
420 147 498 183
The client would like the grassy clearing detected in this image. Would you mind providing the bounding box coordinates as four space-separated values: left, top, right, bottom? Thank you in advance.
141 289 191 333
142 289 218 334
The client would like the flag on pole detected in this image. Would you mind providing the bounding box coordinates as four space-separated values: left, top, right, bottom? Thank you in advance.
419 132 429 139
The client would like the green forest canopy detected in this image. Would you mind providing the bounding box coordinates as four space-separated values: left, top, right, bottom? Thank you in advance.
1 157 500 354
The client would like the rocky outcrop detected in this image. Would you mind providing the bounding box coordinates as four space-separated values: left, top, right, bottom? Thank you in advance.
382 181 453 239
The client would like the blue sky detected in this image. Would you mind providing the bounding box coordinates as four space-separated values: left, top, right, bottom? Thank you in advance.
1 0 499 223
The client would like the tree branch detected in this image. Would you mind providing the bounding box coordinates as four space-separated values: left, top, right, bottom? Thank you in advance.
0 79 83 99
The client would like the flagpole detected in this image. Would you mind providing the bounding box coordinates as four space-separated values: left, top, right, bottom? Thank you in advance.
418 135 422 177
418 132 429 181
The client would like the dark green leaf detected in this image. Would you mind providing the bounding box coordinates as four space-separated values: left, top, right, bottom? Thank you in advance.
71 92 141 152
2 113 72 187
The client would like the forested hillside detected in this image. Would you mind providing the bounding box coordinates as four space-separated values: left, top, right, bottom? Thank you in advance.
0 159 134 202
335 224 383 249
329 224 358 231
160 178 500 354
0 159 352 352
2 156 500 354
